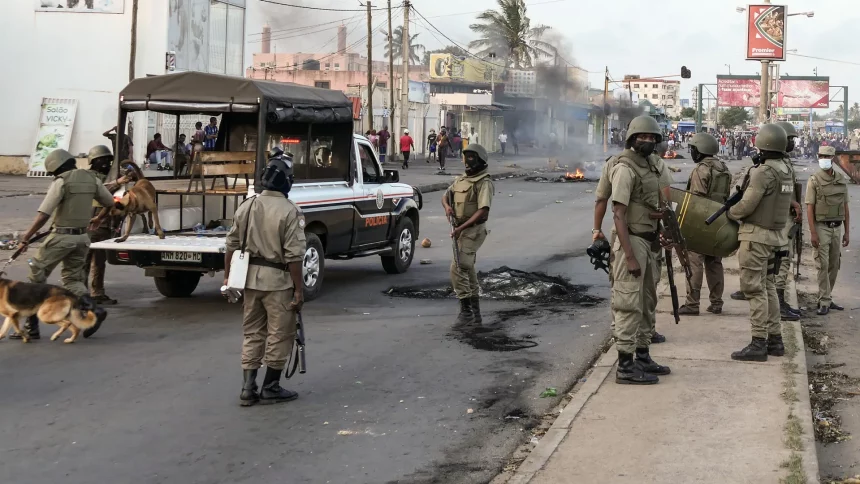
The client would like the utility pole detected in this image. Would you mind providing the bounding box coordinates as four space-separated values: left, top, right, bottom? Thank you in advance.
400 1 411 147
602 66 608 153
387 0 395 162
129 0 139 81
696 83 703 132
366 1 373 132
758 0 772 124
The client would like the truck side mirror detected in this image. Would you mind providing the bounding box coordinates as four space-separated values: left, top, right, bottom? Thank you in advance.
383 169 399 183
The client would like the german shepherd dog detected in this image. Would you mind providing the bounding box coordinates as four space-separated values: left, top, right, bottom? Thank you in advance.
92 161 165 243
0 278 102 344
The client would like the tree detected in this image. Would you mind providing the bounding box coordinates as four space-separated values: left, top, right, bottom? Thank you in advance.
382 26 424 65
850 102 860 121
468 0 553 68
719 106 751 128
680 107 696 119
421 45 467 65
833 104 845 119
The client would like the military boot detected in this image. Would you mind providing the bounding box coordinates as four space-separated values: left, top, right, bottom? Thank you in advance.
635 347 671 375
455 298 474 325
706 304 723 314
730 337 768 362
9 315 40 340
730 290 747 301
766 334 785 357
777 289 800 321
616 351 659 385
469 296 482 324
677 305 699 316
651 332 666 344
239 369 259 407
259 367 298 405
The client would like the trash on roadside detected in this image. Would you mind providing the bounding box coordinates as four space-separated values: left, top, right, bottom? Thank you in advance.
420 259 432 265
555 200 563 203
539 387 558 398
421 238 432 248
585 189 593 193
467 408 474 414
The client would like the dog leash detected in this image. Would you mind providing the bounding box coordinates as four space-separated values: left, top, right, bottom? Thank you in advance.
0 230 50 276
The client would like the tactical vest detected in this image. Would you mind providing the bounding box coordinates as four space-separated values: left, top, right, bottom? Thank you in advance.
691 157 731 203
812 170 848 222
54 169 99 228
742 159 794 230
451 171 491 225
614 154 661 234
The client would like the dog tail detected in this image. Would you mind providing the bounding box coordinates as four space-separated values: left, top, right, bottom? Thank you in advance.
71 297 99 329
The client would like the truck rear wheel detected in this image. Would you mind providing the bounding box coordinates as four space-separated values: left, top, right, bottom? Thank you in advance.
382 217 415 274
154 271 201 298
303 233 325 301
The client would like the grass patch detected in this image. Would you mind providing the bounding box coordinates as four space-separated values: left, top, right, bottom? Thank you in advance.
780 323 808 484
779 452 807 484
784 414 805 451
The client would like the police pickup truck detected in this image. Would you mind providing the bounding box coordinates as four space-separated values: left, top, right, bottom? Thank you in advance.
90 72 422 300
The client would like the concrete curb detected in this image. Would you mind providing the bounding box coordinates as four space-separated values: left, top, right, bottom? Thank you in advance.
414 170 520 195
506 346 617 484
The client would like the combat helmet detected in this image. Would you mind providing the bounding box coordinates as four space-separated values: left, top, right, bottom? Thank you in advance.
626 115 663 143
87 145 113 164
775 121 799 139
754 124 788 152
463 143 488 163
44 149 76 173
688 133 719 156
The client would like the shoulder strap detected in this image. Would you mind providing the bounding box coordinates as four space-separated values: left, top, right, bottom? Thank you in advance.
240 197 257 253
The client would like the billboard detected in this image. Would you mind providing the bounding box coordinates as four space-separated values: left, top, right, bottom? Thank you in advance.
429 54 493 84
28 98 78 177
746 4 786 60
36 0 124 13
716 76 829 108
408 81 430 103
507 69 537 96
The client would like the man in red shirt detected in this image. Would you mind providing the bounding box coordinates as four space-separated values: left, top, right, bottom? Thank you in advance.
400 129 415 169
146 133 172 171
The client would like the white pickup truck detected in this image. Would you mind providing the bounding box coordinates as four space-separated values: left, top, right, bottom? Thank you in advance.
92 134 422 300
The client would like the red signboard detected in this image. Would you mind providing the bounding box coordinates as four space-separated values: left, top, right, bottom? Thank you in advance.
746 4 786 61
717 77 829 108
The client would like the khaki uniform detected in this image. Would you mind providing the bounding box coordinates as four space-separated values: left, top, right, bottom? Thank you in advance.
729 159 793 339
226 191 306 371
684 157 731 310
805 169 849 306
448 169 494 299
597 152 673 334
86 173 124 298
31 170 114 296
775 161 801 292
608 151 663 354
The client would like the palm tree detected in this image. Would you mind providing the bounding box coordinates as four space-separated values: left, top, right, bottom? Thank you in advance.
382 26 424 65
468 0 553 68
850 102 860 121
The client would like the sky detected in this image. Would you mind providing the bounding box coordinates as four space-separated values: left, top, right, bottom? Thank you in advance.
250 0 859 109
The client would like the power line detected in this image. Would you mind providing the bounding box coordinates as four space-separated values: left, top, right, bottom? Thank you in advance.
411 6 508 69
788 52 860 67
423 0 572 19
247 15 363 38
259 0 390 12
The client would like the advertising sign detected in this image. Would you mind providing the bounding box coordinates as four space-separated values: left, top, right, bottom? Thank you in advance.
28 98 78 177
429 54 493 84
36 0 125 13
746 4 786 60
507 69 537 96
408 81 430 103
716 76 829 108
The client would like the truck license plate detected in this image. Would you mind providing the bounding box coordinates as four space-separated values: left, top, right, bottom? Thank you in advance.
161 252 202 263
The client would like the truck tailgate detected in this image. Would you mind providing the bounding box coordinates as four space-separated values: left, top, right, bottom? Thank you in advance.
90 234 226 253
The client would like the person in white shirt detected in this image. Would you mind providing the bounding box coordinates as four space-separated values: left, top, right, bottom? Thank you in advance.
470 127 479 147
498 131 508 156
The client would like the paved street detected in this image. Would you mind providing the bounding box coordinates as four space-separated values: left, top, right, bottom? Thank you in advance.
2 176 616 484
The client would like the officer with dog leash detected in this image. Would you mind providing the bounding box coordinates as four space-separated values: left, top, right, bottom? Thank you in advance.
225 147 306 407
10 149 112 340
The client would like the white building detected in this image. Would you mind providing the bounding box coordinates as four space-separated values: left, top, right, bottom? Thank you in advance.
0 0 260 174
621 75 682 118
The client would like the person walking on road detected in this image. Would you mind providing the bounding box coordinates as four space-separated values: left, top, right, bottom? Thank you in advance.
498 130 508 156
678 133 731 316
727 124 795 362
426 129 437 163
437 129 449 171
806 145 850 315
377 126 390 164
441 144 494 327
606 115 673 384
225 147 306 407
9 149 111 340
399 129 414 170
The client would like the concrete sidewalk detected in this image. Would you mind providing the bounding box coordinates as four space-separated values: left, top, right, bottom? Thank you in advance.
507 256 819 484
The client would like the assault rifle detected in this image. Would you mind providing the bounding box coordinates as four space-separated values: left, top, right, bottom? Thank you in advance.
793 181 803 277
660 201 692 324
705 165 755 225
0 231 50 276
287 311 307 378
446 189 460 267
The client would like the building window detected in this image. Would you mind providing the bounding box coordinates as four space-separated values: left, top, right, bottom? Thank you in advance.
652 94 658 99
633 84 639 88
652 84 658 88
315 81 331 89
377 81 387 88
325 63 330 68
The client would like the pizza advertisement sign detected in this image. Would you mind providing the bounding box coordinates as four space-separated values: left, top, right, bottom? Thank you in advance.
746 4 786 61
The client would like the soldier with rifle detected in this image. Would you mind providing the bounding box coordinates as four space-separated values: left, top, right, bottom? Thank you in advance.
441 143 494 325
677 133 731 316
605 115 672 385
593 116 675 344
726 124 796 362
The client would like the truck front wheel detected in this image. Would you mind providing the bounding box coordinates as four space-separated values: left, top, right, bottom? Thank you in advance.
303 233 325 301
382 217 415 274
154 271 202 298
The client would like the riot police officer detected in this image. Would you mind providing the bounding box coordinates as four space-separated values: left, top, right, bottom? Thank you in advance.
441 143 494 325
806 145 850 315
226 147 306 406
773 121 803 320
678 133 730 315
728 124 795 361
607 115 671 385
11 149 112 340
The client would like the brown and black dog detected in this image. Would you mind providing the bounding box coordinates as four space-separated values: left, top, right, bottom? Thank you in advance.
0 278 103 344
92 161 165 242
